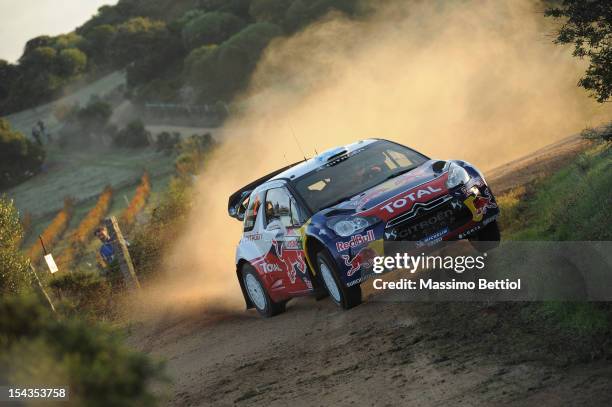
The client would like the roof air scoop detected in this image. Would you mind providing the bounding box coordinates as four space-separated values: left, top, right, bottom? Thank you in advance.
432 160 447 173
326 149 349 162
316 147 348 162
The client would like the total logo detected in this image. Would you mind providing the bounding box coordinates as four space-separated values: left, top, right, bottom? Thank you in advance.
262 263 282 273
380 186 443 214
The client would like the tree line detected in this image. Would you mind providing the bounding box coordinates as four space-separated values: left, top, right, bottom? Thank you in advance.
0 0 365 115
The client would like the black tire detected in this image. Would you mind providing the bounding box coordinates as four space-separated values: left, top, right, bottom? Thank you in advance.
241 264 286 318
316 251 362 310
469 220 501 252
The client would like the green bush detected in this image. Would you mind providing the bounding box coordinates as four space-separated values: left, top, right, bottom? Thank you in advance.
200 0 252 19
84 24 117 68
130 133 215 280
109 17 171 68
57 48 88 77
0 119 45 188
181 12 246 50
58 100 114 147
0 197 32 294
155 131 181 154
0 295 165 406
48 271 112 318
501 146 612 241
175 133 216 178
250 0 293 24
186 22 282 101
131 178 192 282
114 120 151 148
581 122 612 145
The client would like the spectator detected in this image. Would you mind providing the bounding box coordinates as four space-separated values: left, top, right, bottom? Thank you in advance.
31 126 42 145
94 226 115 267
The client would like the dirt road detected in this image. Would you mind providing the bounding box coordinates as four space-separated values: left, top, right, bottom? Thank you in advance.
132 135 612 406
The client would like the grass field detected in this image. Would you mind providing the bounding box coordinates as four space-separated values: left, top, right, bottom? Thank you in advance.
496 142 612 337
498 143 611 241
9 144 175 214
4 71 126 136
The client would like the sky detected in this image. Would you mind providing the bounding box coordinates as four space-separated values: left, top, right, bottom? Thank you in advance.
0 0 118 63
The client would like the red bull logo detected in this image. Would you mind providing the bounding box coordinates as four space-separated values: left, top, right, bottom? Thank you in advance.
336 230 375 252
342 247 377 276
464 189 497 221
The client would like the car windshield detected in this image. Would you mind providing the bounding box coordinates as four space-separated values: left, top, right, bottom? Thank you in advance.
292 140 428 213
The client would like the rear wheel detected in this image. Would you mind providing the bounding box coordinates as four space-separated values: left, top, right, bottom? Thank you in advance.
316 251 362 309
469 220 501 252
242 265 286 318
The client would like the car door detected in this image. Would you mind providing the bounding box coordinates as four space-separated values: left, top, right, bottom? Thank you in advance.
261 186 313 296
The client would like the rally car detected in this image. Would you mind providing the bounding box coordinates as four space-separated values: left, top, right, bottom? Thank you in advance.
228 139 500 317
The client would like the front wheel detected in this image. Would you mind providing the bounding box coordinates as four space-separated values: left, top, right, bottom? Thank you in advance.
242 265 286 318
469 220 501 252
316 251 362 310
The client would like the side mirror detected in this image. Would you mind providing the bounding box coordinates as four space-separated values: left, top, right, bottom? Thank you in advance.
229 204 246 221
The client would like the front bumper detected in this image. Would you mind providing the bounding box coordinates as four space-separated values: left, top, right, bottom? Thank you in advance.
340 181 499 287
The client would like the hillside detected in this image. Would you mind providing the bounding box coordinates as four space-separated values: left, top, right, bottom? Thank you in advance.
0 0 366 117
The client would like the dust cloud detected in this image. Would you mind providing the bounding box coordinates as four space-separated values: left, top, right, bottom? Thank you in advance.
139 0 611 315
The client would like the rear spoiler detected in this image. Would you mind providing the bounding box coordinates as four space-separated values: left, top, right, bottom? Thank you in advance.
228 161 302 220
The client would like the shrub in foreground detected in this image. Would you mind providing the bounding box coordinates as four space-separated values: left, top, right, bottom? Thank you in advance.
0 197 32 294
48 271 112 318
0 119 45 188
0 295 165 406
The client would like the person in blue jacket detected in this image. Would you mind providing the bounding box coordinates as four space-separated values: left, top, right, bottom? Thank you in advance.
94 226 115 265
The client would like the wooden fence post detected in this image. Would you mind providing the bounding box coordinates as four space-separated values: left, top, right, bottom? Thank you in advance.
103 216 141 290
29 264 56 313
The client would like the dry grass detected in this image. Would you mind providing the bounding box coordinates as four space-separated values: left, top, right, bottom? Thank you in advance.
55 186 113 272
25 199 73 264
121 173 151 229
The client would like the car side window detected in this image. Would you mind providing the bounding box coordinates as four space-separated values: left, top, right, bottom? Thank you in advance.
265 188 303 228
243 191 263 232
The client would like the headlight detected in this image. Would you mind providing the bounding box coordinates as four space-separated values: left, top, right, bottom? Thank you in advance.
327 216 376 237
446 162 470 188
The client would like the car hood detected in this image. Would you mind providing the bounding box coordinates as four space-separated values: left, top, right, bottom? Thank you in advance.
326 160 448 214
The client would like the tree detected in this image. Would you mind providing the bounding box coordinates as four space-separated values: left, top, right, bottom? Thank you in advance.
52 33 87 50
109 17 171 68
57 48 88 77
19 46 58 72
200 0 253 19
114 120 151 148
83 24 117 67
21 35 54 56
218 22 282 93
181 12 246 50
184 44 219 86
184 22 282 101
0 197 32 295
284 0 310 32
546 1 612 102
250 0 293 24
0 60 18 104
0 119 45 189
57 100 113 147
